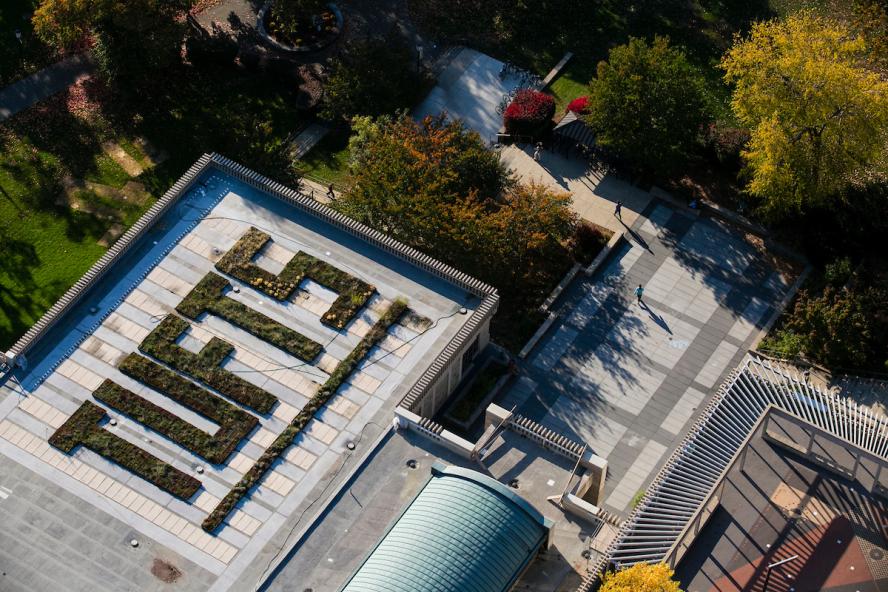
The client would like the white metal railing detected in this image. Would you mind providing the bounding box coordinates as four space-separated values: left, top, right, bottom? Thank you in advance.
578 352 888 590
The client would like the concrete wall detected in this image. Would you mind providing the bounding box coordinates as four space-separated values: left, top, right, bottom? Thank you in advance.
415 316 491 418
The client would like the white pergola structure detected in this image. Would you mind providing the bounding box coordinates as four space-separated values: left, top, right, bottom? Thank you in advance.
578 352 888 590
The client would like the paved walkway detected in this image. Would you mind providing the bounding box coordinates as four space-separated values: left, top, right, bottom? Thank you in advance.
413 48 526 144
500 145 651 233
0 53 95 122
496 200 797 517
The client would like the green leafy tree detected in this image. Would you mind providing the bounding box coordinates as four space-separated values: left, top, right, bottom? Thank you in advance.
721 13 888 218
486 181 575 284
338 114 509 240
584 36 709 175
780 286 887 369
600 563 683 592
320 33 425 122
336 114 575 290
33 0 189 87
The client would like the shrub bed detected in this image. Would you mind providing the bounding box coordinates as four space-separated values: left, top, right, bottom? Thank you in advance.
571 221 614 265
177 272 323 361
201 298 408 532
265 0 339 48
140 315 277 414
94 376 256 464
566 96 590 114
216 227 375 330
504 89 556 137
50 401 202 500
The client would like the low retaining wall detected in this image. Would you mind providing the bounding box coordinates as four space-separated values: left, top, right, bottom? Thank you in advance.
518 231 624 360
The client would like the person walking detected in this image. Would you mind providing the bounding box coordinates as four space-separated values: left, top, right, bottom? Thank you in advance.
326 183 335 199
614 201 623 219
634 284 644 304
532 143 542 162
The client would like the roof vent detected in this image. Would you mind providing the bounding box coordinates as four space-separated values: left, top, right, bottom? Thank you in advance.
406 459 418 469
459 307 468 315
509 478 519 489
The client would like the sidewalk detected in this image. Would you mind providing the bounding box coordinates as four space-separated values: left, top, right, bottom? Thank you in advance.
0 53 95 122
499 144 651 233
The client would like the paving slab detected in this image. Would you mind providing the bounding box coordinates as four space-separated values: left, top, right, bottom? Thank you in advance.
498 199 797 516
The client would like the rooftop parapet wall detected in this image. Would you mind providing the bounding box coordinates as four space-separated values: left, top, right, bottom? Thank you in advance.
5 154 498 402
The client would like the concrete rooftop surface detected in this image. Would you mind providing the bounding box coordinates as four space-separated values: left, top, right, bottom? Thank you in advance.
261 428 600 592
0 162 483 592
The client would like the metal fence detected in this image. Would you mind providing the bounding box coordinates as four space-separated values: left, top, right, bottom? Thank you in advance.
578 352 888 591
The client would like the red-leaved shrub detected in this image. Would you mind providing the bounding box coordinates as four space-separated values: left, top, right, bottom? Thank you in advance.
503 89 555 137
566 96 589 114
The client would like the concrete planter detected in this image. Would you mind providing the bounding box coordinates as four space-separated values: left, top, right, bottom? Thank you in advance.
257 2 343 53
443 349 512 431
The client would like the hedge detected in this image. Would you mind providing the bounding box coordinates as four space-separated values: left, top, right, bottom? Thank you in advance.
93 379 252 464
177 272 323 362
201 298 408 532
140 315 277 414
216 227 375 330
50 400 202 500
114 354 259 463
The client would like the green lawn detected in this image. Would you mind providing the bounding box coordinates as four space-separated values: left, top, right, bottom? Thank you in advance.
0 110 149 348
295 131 351 185
0 64 310 349
547 61 595 114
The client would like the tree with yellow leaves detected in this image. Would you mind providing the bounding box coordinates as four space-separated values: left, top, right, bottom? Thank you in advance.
599 562 684 592
721 12 888 218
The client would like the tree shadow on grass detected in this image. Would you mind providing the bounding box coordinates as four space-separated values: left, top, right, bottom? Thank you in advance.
0 228 40 349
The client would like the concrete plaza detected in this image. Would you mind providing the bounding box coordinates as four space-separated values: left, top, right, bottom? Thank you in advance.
500 145 652 233
497 200 798 517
